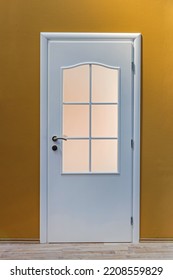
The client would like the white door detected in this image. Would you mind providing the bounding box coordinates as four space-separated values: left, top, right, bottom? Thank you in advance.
47 37 134 242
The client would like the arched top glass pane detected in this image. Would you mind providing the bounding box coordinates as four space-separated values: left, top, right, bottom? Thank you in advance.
63 65 89 102
92 65 118 103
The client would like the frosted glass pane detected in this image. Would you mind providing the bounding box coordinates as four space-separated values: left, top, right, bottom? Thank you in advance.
63 65 89 102
92 140 118 172
63 140 89 173
63 105 89 137
92 105 118 137
92 65 118 103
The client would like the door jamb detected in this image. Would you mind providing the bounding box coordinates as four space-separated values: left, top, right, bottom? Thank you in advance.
40 32 141 243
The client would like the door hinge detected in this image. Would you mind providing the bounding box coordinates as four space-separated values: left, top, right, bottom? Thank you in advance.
131 217 133 226
132 62 135 73
131 139 134 149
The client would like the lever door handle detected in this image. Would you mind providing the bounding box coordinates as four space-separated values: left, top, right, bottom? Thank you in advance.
52 136 67 142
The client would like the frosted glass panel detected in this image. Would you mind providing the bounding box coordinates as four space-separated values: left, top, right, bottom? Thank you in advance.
63 65 89 102
92 140 118 172
92 105 118 137
92 65 118 103
63 140 89 173
62 63 119 174
63 105 89 137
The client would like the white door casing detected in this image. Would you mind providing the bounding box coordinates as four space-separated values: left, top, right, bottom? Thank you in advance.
40 33 141 243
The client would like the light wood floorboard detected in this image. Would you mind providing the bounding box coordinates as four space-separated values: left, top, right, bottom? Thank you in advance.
0 243 173 259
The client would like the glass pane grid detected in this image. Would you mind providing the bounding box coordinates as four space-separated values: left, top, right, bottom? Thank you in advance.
62 63 119 174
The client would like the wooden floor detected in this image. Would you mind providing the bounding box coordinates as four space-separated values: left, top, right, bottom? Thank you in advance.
0 242 173 259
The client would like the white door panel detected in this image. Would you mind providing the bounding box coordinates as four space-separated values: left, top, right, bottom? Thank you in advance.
48 40 133 242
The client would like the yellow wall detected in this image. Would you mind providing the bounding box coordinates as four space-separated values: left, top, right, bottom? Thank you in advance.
1 0 173 239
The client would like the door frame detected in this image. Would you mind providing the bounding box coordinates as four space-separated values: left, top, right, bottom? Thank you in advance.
40 32 141 243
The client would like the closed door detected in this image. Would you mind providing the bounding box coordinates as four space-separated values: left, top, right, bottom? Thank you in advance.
47 38 133 242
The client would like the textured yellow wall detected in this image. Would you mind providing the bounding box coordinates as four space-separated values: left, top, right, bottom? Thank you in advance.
0 0 173 239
